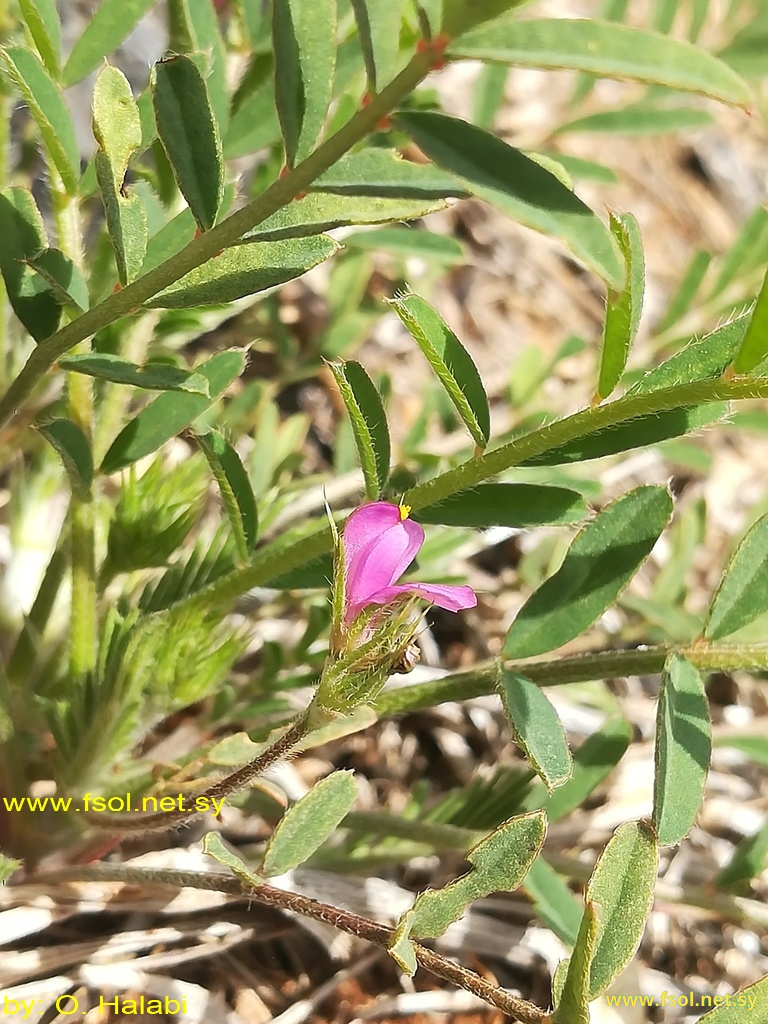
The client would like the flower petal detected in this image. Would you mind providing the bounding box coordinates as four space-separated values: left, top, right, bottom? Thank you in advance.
365 582 477 613
343 502 424 621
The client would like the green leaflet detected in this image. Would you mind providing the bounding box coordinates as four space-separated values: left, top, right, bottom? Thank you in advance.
407 810 546 938
152 55 223 232
350 0 405 91
27 248 89 312
329 361 390 499
519 404 726 466
261 771 358 877
37 419 94 499
0 188 61 342
732 264 768 374
503 485 673 659
705 513 768 640
414 484 587 528
389 292 490 449
101 349 247 475
448 18 752 107
394 110 624 289
653 655 711 846
586 820 658 997
147 236 340 308
58 354 211 396
93 65 146 284
242 192 448 242
629 316 749 394
1 46 80 194
272 0 336 166
498 669 572 791
312 148 467 199
62 0 156 86
18 0 61 77
596 212 644 400
196 430 258 563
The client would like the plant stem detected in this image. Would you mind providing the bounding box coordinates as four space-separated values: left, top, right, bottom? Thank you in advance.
164 375 768 621
372 644 768 717
82 712 308 835
51 177 97 679
0 49 437 431
25 863 547 1023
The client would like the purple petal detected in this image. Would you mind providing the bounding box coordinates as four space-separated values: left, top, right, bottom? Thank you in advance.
365 582 477 613
342 502 424 621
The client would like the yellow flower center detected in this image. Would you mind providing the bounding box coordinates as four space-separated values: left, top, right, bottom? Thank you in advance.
399 502 411 521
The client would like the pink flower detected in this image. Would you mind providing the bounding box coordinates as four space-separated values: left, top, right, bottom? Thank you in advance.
342 501 477 625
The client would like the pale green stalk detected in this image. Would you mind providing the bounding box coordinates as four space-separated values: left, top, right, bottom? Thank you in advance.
50 173 96 679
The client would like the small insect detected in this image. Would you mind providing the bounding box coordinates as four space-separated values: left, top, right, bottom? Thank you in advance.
392 640 421 674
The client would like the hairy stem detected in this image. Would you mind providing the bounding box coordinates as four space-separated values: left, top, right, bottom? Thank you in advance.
51 179 96 679
82 712 308 835
0 49 437 431
162 375 768 622
25 863 547 1023
373 644 768 717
